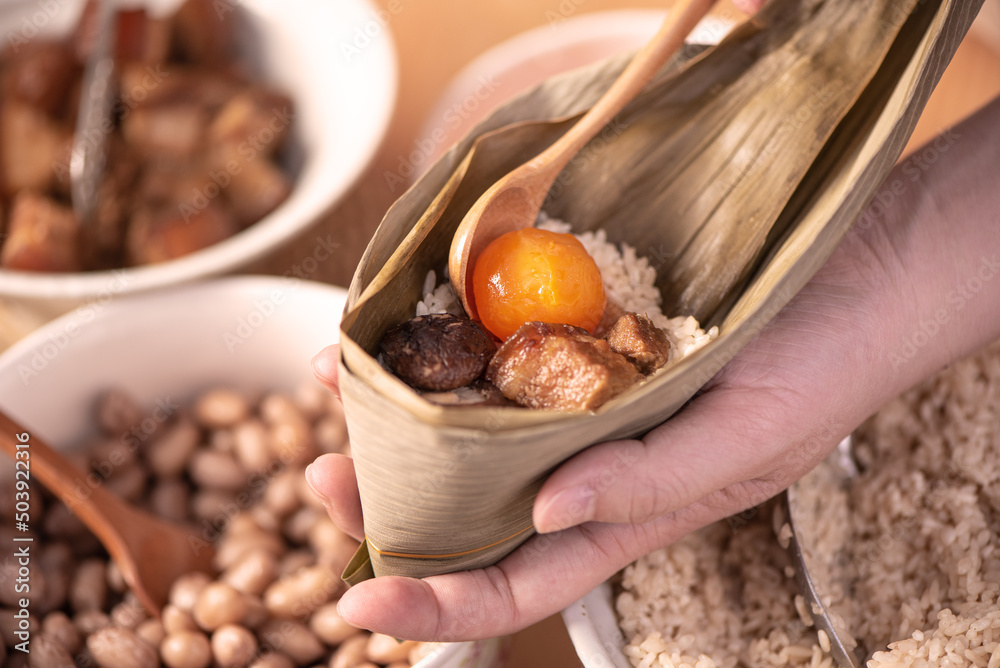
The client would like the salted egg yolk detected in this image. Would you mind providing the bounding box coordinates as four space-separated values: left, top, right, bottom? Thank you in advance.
472 227 606 340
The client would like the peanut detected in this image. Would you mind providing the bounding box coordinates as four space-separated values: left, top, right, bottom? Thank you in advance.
367 633 419 664
86 626 158 668
195 388 250 428
41 611 81 654
211 623 258 667
161 630 213 668
69 559 108 613
134 618 166 647
162 604 198 635
146 419 200 478
189 449 247 491
222 549 278 595
309 602 361 645
0 382 431 668
329 634 369 668
169 572 212 612
233 418 273 473
263 564 339 618
28 633 74 668
192 581 247 630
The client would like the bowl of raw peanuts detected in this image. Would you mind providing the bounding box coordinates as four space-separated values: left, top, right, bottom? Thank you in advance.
0 276 508 668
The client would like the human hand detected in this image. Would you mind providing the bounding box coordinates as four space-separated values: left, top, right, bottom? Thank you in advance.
307 96 1000 641
306 238 907 641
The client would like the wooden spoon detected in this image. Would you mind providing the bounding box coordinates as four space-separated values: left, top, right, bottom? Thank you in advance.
449 0 718 318
0 410 214 617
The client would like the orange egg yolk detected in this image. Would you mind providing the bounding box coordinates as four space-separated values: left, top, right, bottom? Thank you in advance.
472 227 606 340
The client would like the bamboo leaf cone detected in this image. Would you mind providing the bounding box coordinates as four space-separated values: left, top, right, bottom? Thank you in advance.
338 0 984 582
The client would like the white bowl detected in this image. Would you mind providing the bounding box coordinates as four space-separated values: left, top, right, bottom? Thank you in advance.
0 276 347 444
412 9 732 177
0 275 504 668
561 583 631 668
0 0 397 312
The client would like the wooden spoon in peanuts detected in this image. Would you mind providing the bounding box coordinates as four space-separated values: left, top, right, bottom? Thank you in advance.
0 409 215 617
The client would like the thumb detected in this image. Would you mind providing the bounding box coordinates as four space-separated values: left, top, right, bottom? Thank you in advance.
312 343 341 398
533 384 815 533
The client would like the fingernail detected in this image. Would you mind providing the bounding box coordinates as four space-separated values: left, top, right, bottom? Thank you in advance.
311 352 340 397
535 485 596 533
304 462 329 503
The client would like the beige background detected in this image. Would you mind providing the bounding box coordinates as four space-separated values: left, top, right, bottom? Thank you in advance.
249 0 1000 291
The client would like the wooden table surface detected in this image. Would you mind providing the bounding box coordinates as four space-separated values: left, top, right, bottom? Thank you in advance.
3 1 999 664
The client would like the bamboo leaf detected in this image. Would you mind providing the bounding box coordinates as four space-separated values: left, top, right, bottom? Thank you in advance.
338 0 982 581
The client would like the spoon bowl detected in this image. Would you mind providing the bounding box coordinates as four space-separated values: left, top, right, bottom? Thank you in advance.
448 0 718 318
0 409 214 617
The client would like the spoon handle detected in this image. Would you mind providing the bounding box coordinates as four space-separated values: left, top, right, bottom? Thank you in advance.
0 410 133 553
70 0 118 225
1 408 215 618
530 0 718 178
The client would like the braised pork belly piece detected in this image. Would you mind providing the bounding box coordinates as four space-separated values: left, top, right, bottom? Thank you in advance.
606 312 671 374
485 321 643 412
377 307 677 411
0 0 294 272
0 192 81 272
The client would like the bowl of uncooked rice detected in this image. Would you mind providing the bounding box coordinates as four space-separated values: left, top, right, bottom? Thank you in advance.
563 338 1000 668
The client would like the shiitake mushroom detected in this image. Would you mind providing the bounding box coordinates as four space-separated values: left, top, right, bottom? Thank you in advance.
379 313 496 392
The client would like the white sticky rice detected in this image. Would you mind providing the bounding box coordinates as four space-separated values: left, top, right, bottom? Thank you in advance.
415 214 717 362
616 339 1000 668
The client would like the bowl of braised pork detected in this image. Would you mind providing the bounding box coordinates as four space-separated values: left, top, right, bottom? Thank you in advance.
0 0 396 314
